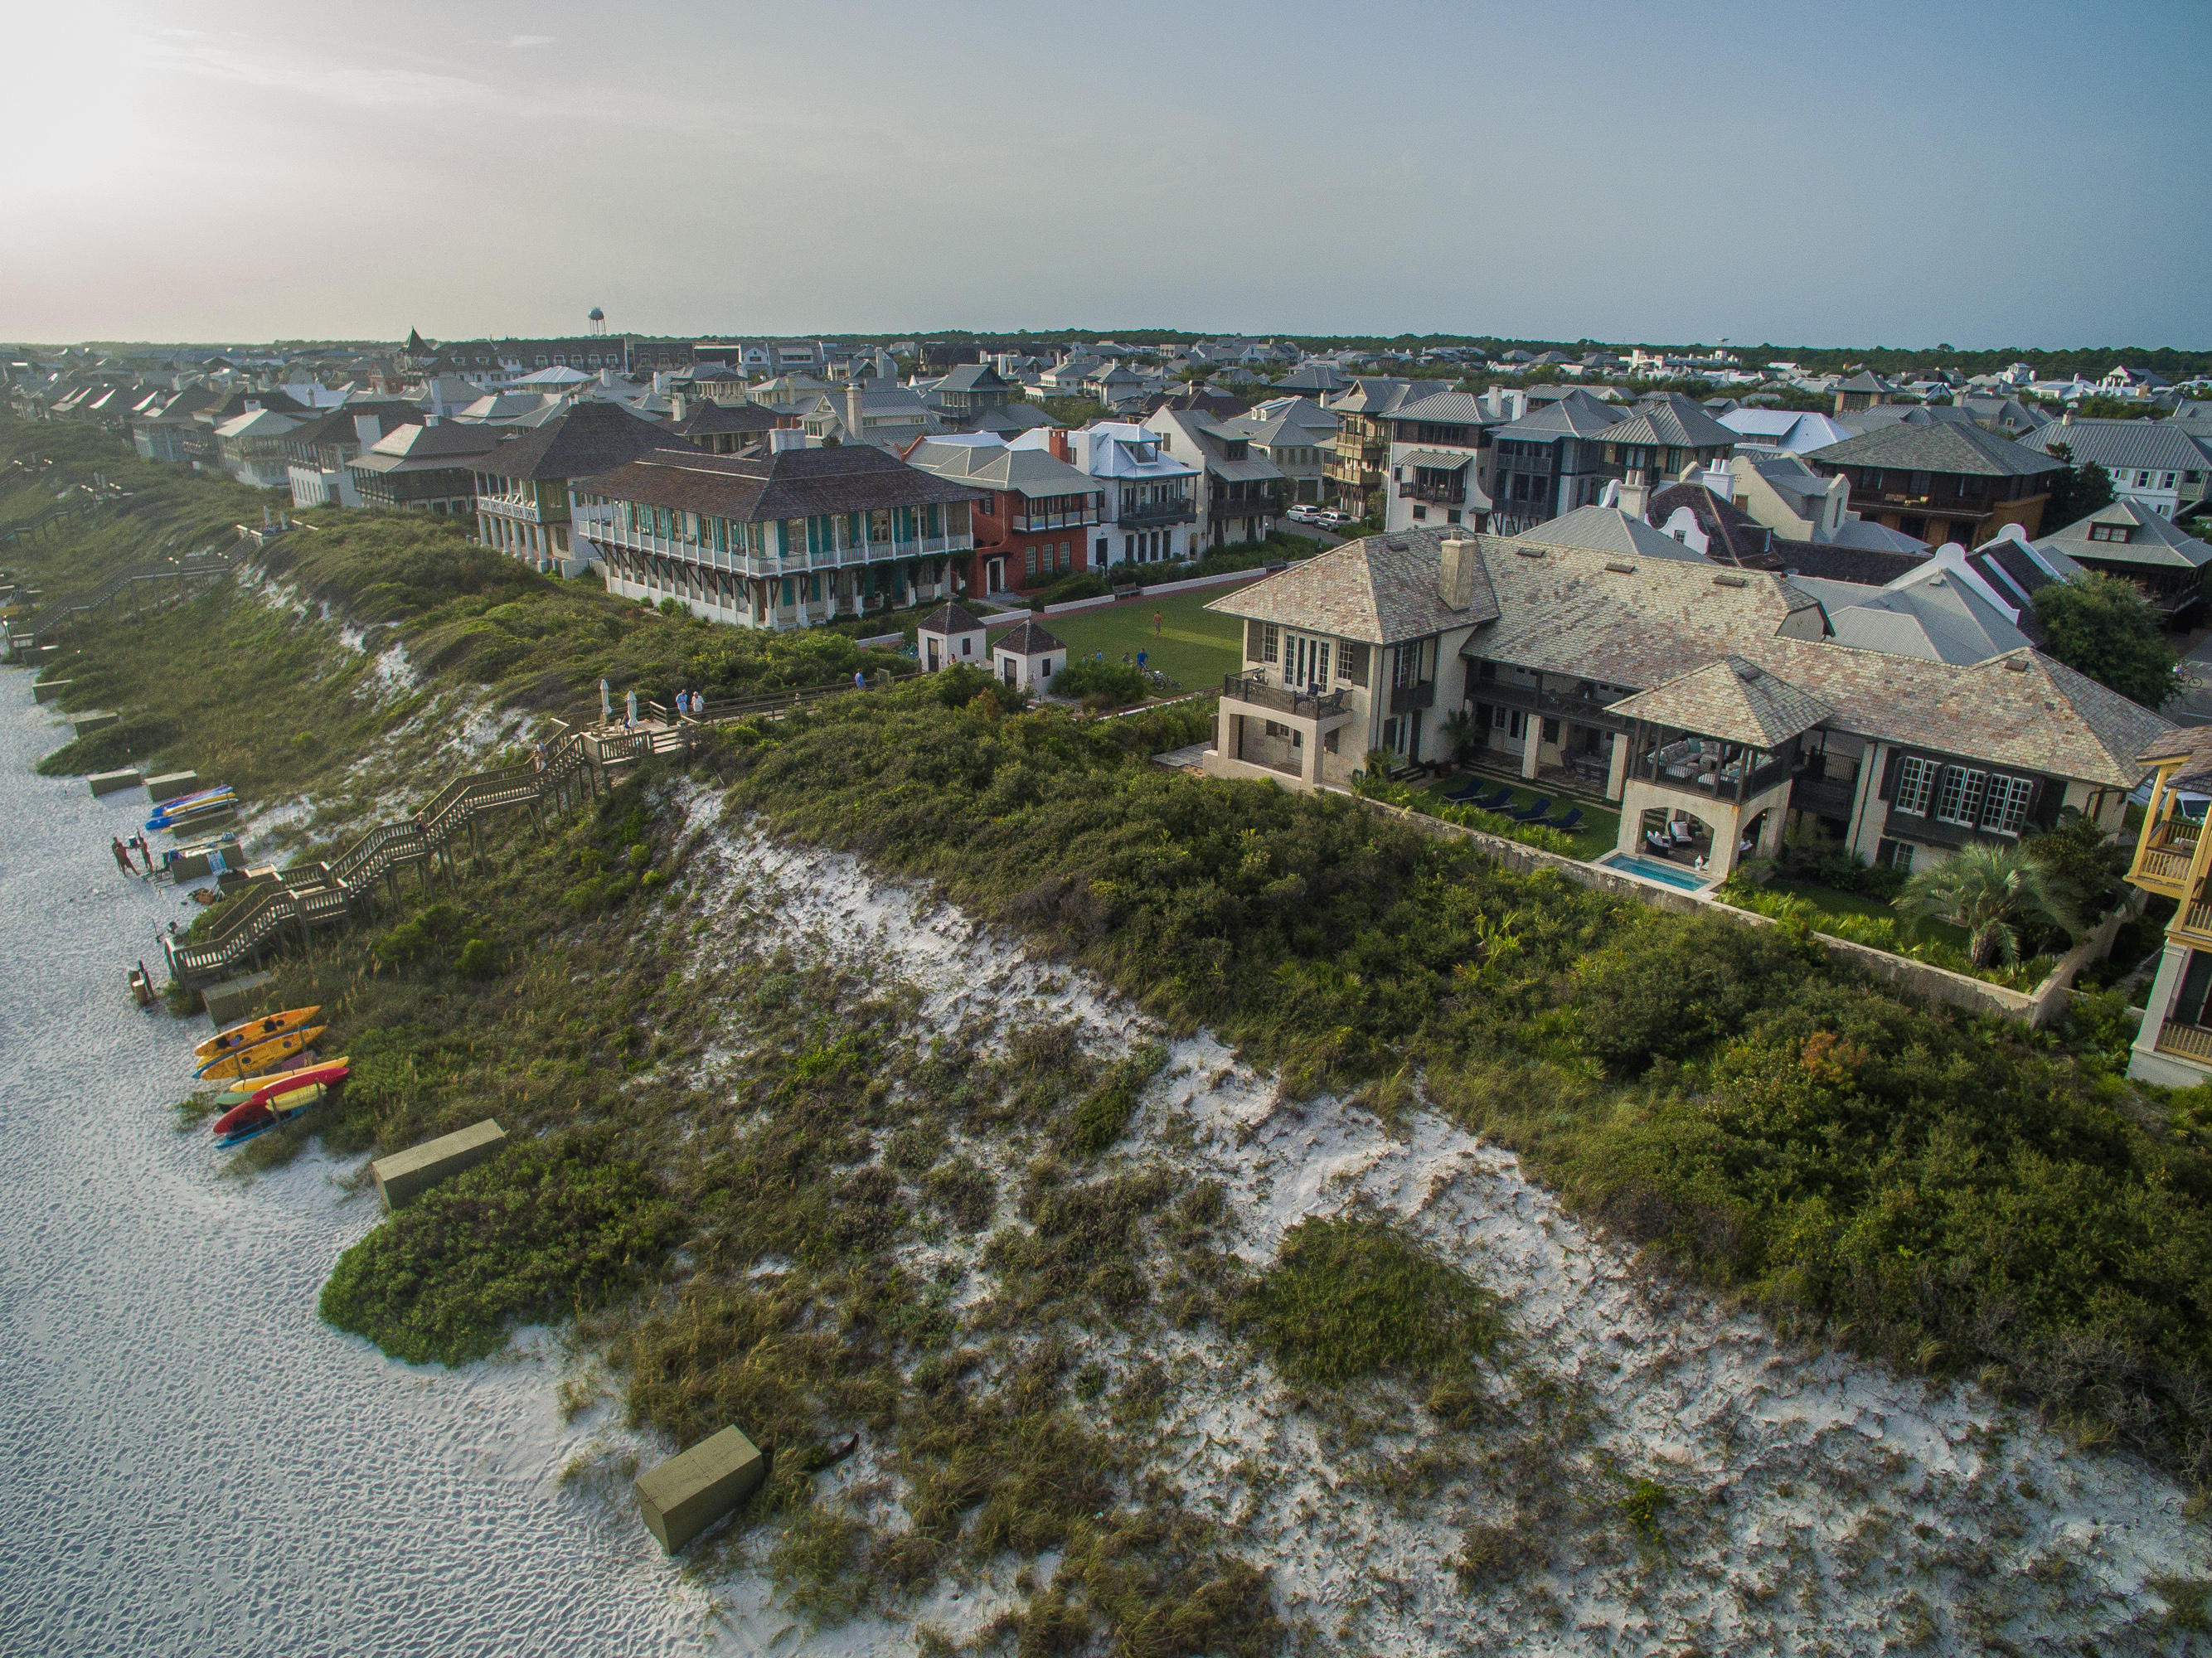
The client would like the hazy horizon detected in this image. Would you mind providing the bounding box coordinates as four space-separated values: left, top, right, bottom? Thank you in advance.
4 0 2207 350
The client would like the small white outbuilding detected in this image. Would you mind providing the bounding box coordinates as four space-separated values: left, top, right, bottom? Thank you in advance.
916 602 987 672
992 618 1067 692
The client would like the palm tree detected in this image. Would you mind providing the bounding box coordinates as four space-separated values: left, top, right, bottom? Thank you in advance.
1893 843 2080 967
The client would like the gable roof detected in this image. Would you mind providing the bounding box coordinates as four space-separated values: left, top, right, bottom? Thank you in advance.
1593 392 1739 450
1647 481 1778 568
2035 498 2212 570
1497 389 1627 440
477 400 676 480
576 442 984 521
671 398 779 438
2018 417 2212 474
1205 530 1498 645
1793 566 2034 665
1807 421 2062 479
1610 655 1833 746
1515 504 1710 563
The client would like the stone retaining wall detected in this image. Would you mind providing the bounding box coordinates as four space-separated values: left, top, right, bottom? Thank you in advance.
1350 793 2110 1030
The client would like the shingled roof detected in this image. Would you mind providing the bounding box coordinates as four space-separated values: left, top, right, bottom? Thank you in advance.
576 443 983 521
1205 531 1498 644
477 401 675 481
2035 499 2212 571
1807 421 2063 479
1610 655 1833 746
1592 392 1739 451
994 619 1065 657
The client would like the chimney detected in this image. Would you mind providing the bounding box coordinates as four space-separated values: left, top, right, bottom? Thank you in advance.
653 371 674 395
670 391 687 423
352 414 383 447
845 378 865 444
1705 459 1734 502
769 427 804 453
1046 427 1073 463
1438 535 1477 610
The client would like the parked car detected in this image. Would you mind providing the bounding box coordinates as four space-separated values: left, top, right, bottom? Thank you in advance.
1312 509 1351 529
1286 504 1319 524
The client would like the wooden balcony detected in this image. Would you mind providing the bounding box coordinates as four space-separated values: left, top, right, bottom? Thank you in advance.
2134 819 2201 895
1222 672 1350 723
2156 1020 2212 1066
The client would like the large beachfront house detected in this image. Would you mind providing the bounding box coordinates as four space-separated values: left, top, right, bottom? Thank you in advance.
570 440 982 629
2120 729 2212 1085
1205 526 2166 880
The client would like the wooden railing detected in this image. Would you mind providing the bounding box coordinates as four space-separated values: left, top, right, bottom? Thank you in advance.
2157 1020 2212 1064
162 674 895 987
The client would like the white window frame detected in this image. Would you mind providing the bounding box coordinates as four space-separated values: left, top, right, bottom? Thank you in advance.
1934 766 1986 827
1981 774 2035 836
1894 754 1934 816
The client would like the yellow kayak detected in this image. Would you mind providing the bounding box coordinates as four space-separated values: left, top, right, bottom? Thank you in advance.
197 1025 326 1082
194 1004 322 1063
212 1054 347 1107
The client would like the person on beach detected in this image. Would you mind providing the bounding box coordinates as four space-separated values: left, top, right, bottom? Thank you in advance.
111 836 133 875
131 831 152 873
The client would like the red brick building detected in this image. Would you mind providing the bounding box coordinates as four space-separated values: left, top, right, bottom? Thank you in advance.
904 433 1102 598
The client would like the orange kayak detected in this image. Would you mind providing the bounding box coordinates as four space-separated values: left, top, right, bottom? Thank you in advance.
194 1005 321 1063
196 1025 326 1082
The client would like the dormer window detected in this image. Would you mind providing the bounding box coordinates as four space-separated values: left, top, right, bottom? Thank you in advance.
2088 523 2128 542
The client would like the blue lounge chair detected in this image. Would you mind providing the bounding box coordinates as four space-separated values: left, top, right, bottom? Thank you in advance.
1473 783 1516 811
1506 796 1551 823
1545 807 1583 832
1440 777 1486 802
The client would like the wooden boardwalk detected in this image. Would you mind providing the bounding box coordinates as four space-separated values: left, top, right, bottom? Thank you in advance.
160 674 895 990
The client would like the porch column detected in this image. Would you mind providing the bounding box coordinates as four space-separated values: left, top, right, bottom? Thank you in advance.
1521 711 1541 780
1604 731 1627 802
1302 720 1324 788
2135 943 2191 1070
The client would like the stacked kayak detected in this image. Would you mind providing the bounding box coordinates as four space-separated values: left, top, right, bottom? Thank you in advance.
194 1005 320 1064
211 1058 348 1148
196 1024 326 1082
148 785 236 833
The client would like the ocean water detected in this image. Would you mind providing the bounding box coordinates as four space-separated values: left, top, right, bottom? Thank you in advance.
0 675 720 1657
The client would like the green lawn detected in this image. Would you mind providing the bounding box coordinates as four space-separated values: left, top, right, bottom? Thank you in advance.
997 582 1255 693
1414 775 1620 861
1763 876 1974 952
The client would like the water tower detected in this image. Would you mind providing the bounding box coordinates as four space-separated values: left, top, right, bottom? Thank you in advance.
588 306 606 337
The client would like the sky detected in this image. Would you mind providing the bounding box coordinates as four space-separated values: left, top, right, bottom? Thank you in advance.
2 0 2208 350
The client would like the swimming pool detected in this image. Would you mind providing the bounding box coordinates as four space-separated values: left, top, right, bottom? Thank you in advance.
1600 851 1715 891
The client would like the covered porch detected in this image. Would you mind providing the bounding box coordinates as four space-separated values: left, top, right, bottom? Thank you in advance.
1606 656 1832 882
1205 671 1356 791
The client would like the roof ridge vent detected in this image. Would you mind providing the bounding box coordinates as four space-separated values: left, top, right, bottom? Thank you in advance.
1383 538 1408 550
1515 545 1545 558
1712 573 1748 588
1735 662 1762 681
1604 560 1635 574
2004 656 2030 671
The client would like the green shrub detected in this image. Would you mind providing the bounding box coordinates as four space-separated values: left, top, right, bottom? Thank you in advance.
1235 1215 1501 1387
454 937 500 980
1050 658 1149 706
1064 1044 1167 1154
1030 572 1109 608
319 1130 683 1365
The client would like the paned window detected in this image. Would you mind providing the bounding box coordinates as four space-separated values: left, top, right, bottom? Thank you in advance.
1262 624 1279 664
1981 774 2035 836
1894 754 1934 815
1935 766 1987 827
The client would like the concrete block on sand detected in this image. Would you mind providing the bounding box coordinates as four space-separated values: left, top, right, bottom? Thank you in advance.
32 679 70 704
88 768 143 797
69 710 119 735
371 1119 507 1211
635 1427 765 1554
201 970 277 1027
146 771 200 803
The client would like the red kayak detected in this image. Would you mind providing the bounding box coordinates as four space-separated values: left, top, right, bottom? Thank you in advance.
210 1061 348 1138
